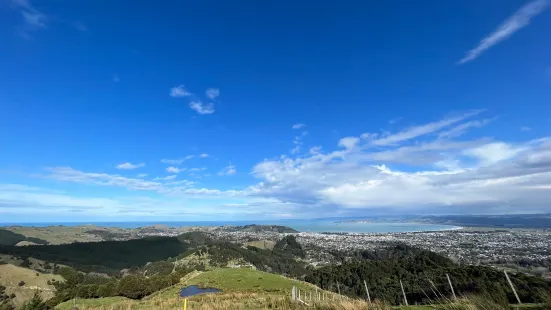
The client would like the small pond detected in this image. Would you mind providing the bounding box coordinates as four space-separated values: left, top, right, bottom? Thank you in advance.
180 285 222 297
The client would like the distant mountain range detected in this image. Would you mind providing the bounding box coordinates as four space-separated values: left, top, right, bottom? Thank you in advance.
333 213 551 229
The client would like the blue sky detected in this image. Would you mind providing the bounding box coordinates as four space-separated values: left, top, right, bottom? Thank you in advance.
1 0 550 222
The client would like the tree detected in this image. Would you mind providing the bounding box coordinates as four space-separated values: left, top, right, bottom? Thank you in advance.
21 291 47 310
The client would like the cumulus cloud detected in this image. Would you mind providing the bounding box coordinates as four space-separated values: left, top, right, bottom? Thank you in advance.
218 164 236 176
458 0 549 64
189 101 215 115
11 112 551 218
205 88 220 99
166 166 185 174
170 85 192 97
248 114 551 214
116 162 145 170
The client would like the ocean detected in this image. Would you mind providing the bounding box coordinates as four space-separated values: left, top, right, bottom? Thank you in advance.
0 220 460 233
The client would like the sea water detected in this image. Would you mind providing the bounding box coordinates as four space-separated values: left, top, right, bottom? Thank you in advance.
0 220 459 233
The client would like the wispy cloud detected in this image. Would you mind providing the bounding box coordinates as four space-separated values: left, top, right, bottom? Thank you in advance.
73 21 88 32
199 153 209 158
370 110 482 146
205 88 220 99
170 85 192 98
521 126 532 132
116 162 145 170
189 101 215 115
218 164 236 176
458 0 549 64
11 0 48 37
438 117 496 139
292 123 306 130
161 156 194 165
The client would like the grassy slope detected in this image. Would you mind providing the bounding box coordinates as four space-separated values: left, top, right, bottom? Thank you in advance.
5 226 103 245
55 268 360 310
244 240 276 250
0 264 63 307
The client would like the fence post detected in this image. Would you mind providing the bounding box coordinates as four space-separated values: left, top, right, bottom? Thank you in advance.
504 270 522 304
446 274 457 300
336 281 341 295
400 279 408 306
363 280 371 303
292 286 296 301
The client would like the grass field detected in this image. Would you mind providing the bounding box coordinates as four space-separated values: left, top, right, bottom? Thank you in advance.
53 268 551 309
244 240 276 250
5 226 104 245
0 263 64 307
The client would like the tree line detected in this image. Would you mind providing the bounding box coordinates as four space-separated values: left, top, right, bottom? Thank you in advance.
304 244 551 305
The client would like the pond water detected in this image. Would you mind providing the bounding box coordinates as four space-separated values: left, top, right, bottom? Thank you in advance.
180 285 221 297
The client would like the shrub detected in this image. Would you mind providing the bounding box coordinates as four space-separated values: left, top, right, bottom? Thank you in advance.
18 281 25 287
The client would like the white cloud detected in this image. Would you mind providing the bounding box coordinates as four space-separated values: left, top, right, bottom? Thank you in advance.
11 0 48 37
218 164 236 176
170 85 192 98
338 137 360 149
309 146 322 155
161 156 194 165
189 167 206 172
166 166 185 174
463 142 525 165
205 88 220 99
292 123 306 129
137 173 148 178
521 126 532 132
189 101 215 115
369 111 481 146
458 0 549 64
153 175 177 181
199 153 209 158
248 114 551 214
438 118 496 139
116 162 145 170
8 112 551 218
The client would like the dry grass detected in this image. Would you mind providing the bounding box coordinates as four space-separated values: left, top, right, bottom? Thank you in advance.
0 263 63 307
59 292 384 309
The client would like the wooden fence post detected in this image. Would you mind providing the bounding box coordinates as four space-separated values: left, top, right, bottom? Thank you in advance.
446 274 457 300
363 280 371 303
504 270 522 304
400 279 408 306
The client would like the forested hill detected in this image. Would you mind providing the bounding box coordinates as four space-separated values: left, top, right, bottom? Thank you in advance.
305 245 551 305
217 224 298 233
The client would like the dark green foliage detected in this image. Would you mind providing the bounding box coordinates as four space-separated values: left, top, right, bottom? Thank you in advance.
305 245 551 305
21 291 47 310
273 235 305 258
18 281 25 287
140 261 174 276
0 236 189 274
0 229 48 246
20 258 31 268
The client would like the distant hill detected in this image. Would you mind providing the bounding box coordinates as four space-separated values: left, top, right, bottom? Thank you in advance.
274 235 305 258
418 214 551 228
0 229 49 246
217 224 298 233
